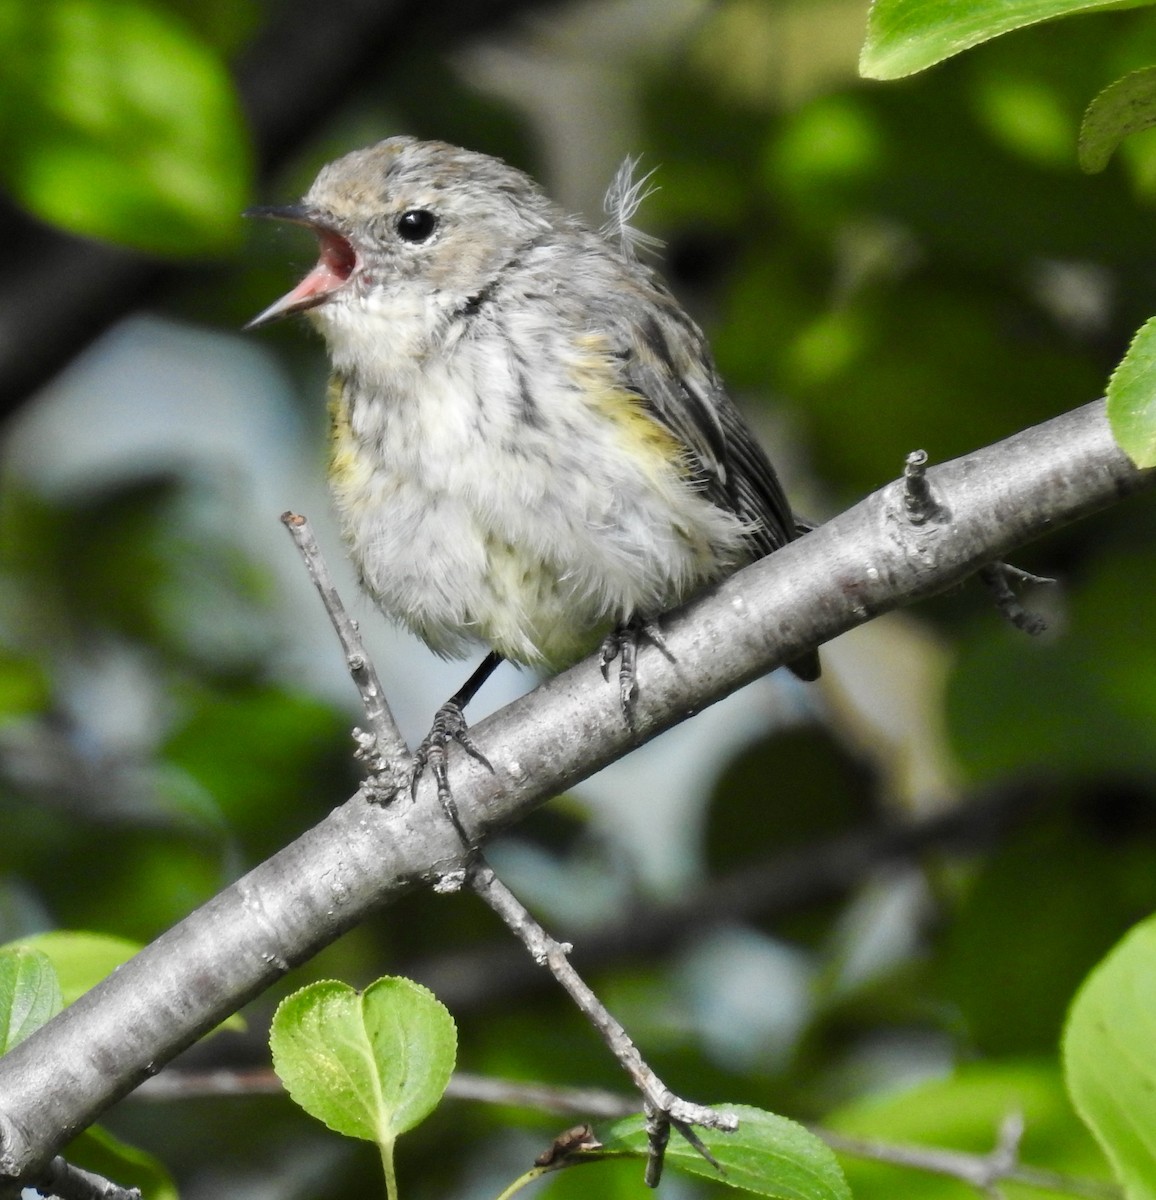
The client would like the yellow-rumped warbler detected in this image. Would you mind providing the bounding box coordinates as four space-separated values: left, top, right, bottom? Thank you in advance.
247 137 818 799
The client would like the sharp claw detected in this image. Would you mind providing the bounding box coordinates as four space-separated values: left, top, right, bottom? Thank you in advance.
455 728 493 772
410 700 496 844
599 632 619 681
600 616 671 721
642 618 674 662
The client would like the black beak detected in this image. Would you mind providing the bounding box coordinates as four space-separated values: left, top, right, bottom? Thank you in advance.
243 203 317 226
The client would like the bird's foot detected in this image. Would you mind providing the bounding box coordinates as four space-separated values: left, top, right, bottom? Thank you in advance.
412 700 493 843
599 616 673 719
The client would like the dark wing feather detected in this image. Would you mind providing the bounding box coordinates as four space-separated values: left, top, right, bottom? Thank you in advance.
608 274 821 682
612 280 797 557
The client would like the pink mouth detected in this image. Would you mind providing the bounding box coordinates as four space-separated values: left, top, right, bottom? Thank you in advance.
246 221 358 329
301 227 357 298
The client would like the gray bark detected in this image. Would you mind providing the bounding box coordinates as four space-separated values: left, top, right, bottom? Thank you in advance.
0 398 1150 1180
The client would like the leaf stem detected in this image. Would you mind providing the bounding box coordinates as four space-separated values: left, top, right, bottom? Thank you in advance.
491 1164 551 1200
379 1136 399 1200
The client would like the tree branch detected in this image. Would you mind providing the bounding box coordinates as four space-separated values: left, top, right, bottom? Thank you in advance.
133 1068 1122 1200
0 400 1149 1180
23 1156 141 1200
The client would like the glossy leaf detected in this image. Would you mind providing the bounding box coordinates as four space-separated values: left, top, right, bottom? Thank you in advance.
1107 316 1156 467
0 947 62 1053
270 977 456 1144
68 1125 178 1200
861 0 1145 80
1065 913 1156 1200
1080 68 1156 173
3 931 142 1008
604 1105 851 1200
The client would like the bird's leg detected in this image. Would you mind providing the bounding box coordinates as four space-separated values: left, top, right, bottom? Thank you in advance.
599 615 674 719
412 651 501 840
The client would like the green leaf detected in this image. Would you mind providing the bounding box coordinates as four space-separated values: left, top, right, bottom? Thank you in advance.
67 1125 178 1200
3 931 142 1008
1080 68 1156 173
1064 913 1156 1200
0 0 251 255
1 932 244 1033
604 1105 851 1200
1107 317 1156 467
0 947 63 1053
270 977 457 1145
861 0 1147 81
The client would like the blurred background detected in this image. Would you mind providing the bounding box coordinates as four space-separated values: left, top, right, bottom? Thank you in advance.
3 0 1156 1196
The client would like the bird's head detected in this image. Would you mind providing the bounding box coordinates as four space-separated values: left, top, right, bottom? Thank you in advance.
245 137 559 348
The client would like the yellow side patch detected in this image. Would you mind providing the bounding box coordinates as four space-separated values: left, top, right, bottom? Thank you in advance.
327 374 367 497
570 334 684 478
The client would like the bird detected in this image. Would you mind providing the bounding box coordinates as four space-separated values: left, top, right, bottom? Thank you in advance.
246 136 818 817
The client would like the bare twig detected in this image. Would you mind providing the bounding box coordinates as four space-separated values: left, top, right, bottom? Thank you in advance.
447 1073 636 1120
903 449 948 525
411 784 1032 1012
136 1067 284 1100
29 1157 141 1200
280 511 410 789
979 561 1054 635
818 1120 1121 1200
136 1064 635 1118
465 858 736 1187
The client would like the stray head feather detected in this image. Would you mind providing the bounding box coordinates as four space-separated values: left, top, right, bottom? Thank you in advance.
601 156 662 261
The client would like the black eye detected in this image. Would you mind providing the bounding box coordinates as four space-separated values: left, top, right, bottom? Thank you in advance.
396 209 437 242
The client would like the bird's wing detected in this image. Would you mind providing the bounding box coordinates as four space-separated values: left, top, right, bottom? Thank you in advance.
612 282 796 557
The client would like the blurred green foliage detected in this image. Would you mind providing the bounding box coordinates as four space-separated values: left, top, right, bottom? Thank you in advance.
2 0 1156 1197
0 0 252 253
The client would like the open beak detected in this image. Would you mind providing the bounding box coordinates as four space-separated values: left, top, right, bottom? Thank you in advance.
244 204 358 330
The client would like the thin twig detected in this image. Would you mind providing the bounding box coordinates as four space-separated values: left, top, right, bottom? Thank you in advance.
978 561 1054 635
136 1065 637 1119
466 857 736 1187
903 449 948 524
410 784 1032 1013
136 1067 284 1100
280 511 410 789
447 1073 637 1120
32 1157 141 1200
817 1123 1121 1200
